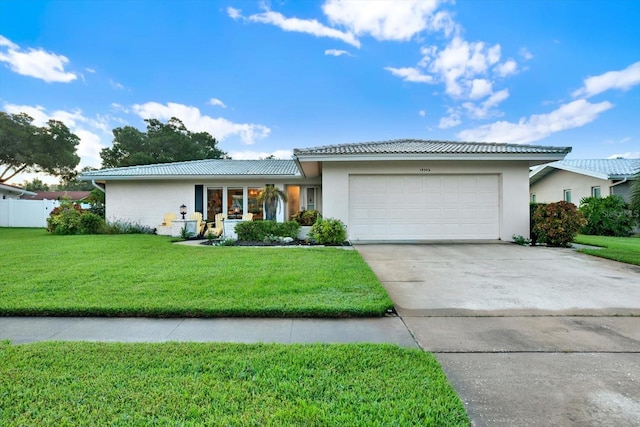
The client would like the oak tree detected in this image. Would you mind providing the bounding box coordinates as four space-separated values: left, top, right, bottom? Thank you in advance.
100 117 228 168
0 112 80 183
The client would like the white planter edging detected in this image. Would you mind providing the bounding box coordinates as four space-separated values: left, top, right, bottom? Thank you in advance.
297 226 312 240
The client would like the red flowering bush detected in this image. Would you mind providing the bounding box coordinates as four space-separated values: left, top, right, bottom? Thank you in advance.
532 201 586 247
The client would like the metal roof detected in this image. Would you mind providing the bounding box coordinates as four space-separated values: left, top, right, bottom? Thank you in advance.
293 139 572 156
530 158 640 183
80 159 300 179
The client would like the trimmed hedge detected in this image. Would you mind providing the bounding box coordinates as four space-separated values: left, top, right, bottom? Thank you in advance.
234 220 300 241
309 218 347 245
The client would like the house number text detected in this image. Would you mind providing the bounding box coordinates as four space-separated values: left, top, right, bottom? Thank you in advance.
419 168 431 172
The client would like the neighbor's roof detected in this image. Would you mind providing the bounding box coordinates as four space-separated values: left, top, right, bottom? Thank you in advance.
79 159 300 180
530 158 640 184
0 183 37 197
32 191 91 201
293 139 572 157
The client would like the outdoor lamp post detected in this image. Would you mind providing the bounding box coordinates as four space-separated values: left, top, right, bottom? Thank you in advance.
180 204 187 219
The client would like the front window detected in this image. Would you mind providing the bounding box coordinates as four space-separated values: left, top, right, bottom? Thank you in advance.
248 187 264 220
227 188 243 219
206 188 223 220
591 186 601 198
563 189 572 203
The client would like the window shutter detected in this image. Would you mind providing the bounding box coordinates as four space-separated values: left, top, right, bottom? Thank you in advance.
195 185 204 214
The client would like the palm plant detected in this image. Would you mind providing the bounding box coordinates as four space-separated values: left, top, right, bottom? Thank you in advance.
257 185 288 221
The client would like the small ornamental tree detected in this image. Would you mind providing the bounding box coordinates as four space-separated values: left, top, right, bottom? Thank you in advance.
579 195 635 237
532 201 586 247
256 185 288 221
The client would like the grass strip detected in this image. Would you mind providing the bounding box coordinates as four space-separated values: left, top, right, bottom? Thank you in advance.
573 234 640 266
0 341 470 426
0 228 393 317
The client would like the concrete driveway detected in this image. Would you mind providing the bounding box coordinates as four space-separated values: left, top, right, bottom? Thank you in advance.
355 243 640 427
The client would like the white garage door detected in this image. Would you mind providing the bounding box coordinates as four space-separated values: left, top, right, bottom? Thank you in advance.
349 174 500 241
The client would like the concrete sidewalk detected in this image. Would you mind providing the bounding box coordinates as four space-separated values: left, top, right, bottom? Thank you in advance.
0 316 418 347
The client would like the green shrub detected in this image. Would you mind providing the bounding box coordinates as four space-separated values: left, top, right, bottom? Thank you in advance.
529 203 546 245
87 188 105 218
532 201 586 247
291 209 321 226
309 218 347 245
79 212 105 234
235 220 300 241
47 200 85 235
579 195 635 237
512 234 531 246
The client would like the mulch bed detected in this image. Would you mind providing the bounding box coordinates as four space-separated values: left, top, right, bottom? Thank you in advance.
199 239 350 247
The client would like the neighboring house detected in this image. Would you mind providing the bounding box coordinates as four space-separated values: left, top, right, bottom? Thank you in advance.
80 139 570 242
529 159 640 205
32 191 92 202
0 183 36 200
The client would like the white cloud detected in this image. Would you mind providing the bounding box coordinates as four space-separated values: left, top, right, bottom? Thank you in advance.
428 11 459 38
74 129 105 165
519 48 533 60
418 110 426 117
573 61 640 98
85 67 96 73
438 109 461 129
0 35 18 49
469 79 493 100
494 59 517 77
428 36 502 97
463 88 509 119
325 49 351 57
322 0 439 41
457 99 613 143
607 152 640 159
3 103 107 169
227 7 242 20
109 79 125 90
209 98 227 108
228 149 293 160
131 102 271 145
0 35 77 83
603 136 631 145
384 66 434 83
246 10 360 48
110 103 129 114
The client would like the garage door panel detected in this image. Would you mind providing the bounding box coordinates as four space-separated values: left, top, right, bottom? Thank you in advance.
349 174 500 241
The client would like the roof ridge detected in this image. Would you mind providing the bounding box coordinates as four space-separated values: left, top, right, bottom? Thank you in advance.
294 139 571 155
96 158 291 173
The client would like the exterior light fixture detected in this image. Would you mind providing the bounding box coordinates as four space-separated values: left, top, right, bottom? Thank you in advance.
180 204 187 219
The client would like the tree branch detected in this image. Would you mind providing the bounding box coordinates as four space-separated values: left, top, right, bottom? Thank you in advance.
0 164 27 183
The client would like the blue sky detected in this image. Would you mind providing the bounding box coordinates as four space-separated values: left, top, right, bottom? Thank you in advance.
1 0 639 184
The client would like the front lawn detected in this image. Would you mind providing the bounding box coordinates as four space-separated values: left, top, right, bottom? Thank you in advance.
0 341 470 426
0 228 393 317
573 234 640 266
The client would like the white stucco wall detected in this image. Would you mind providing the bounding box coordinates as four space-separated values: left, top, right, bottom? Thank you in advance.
104 178 321 228
530 170 611 204
321 160 531 241
105 180 193 227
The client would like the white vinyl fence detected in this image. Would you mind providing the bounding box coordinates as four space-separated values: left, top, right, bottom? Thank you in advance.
0 199 59 228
